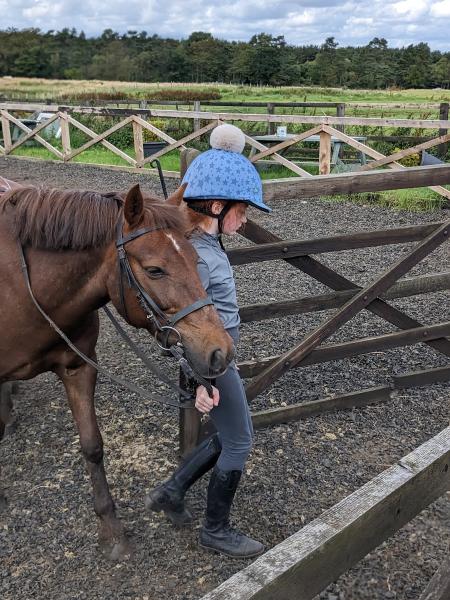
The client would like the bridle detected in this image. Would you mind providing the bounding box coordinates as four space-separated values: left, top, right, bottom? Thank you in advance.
114 219 213 350
18 217 219 407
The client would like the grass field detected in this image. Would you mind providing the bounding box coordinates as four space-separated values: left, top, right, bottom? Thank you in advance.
2 77 450 119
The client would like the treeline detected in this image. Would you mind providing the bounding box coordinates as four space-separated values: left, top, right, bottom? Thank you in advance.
1 28 450 89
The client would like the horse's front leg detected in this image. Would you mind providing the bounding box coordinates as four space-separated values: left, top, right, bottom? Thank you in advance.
0 382 15 510
56 360 130 560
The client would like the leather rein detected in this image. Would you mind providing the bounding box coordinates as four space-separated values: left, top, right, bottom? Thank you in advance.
18 218 216 408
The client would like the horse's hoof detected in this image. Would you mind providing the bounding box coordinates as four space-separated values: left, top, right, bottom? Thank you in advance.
100 538 132 561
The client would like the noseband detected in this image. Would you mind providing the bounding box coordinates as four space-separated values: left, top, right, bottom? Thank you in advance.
115 219 213 349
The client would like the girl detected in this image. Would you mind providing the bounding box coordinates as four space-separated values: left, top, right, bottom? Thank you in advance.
146 124 271 558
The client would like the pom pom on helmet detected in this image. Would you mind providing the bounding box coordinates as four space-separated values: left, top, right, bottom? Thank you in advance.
210 124 246 154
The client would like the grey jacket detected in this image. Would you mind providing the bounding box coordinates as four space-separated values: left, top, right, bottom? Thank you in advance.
190 231 240 336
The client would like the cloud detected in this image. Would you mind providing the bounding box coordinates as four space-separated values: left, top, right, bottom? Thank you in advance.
1 0 450 50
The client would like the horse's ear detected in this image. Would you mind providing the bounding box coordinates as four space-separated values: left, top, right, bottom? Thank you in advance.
166 183 187 207
124 184 144 228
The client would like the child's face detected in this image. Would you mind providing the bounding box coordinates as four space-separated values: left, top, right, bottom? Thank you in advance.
222 203 248 235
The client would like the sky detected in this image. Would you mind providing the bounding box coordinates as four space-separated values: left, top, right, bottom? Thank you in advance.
2 0 450 51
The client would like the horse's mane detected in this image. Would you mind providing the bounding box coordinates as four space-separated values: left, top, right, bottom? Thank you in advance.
1 185 185 250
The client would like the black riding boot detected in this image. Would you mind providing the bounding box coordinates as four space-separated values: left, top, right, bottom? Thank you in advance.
145 433 221 526
199 466 264 558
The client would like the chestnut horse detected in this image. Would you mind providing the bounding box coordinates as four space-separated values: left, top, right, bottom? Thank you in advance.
0 179 234 558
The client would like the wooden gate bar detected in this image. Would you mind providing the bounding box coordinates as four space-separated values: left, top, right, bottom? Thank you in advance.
418 556 450 600
200 427 450 600
393 365 450 389
238 321 450 378
228 223 440 266
251 386 392 429
241 220 450 370
262 164 450 201
240 272 450 322
245 222 449 399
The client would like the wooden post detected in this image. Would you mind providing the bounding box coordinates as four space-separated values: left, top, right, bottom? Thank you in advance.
1 111 12 153
59 112 71 160
178 371 201 459
132 120 144 167
336 103 345 132
193 100 201 133
319 131 331 175
180 148 201 178
267 103 275 135
438 102 449 158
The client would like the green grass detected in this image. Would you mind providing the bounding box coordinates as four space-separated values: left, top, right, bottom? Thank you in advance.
324 186 447 211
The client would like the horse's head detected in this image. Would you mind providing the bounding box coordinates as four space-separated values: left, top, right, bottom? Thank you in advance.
105 184 234 378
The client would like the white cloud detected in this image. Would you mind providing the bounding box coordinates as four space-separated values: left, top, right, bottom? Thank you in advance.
431 0 450 16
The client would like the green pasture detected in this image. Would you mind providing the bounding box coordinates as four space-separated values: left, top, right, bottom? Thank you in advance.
2 77 450 120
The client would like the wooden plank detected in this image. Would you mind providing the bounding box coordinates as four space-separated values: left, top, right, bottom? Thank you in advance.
240 219 450 362
245 134 313 178
132 120 144 166
319 131 331 175
251 386 391 429
200 427 450 600
193 100 201 132
133 115 181 146
438 102 449 158
245 222 450 400
322 124 450 202
393 365 450 389
249 125 323 163
228 223 439 266
66 114 135 161
238 321 450 379
180 148 201 178
262 164 450 202
139 109 450 130
2 103 450 129
7 111 60 153
240 272 450 322
418 556 450 600
141 120 217 166
358 132 450 172
1 111 12 152
4 111 63 159
59 111 71 158
66 114 137 166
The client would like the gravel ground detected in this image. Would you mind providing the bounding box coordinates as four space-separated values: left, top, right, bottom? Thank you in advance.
0 156 449 600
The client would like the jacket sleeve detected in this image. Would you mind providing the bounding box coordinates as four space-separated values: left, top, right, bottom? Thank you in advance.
197 257 211 292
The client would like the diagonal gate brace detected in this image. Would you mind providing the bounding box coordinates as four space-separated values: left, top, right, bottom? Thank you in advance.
244 220 450 400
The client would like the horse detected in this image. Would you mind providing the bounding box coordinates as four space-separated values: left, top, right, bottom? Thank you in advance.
0 179 234 559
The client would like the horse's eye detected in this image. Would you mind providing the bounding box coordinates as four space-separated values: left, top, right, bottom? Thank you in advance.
145 267 166 279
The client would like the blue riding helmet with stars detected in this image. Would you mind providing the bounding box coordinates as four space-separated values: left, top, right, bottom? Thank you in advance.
182 124 271 213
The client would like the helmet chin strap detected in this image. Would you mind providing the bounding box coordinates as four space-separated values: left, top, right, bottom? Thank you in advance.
188 202 234 249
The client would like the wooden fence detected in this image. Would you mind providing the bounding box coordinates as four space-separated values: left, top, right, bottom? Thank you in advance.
200 426 450 600
1 103 450 201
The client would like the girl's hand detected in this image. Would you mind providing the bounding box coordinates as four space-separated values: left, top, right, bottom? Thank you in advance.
195 385 220 414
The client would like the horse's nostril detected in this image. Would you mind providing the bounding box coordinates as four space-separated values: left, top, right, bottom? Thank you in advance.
209 349 226 372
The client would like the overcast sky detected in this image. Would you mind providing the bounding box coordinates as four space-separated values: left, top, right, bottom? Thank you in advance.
2 0 450 51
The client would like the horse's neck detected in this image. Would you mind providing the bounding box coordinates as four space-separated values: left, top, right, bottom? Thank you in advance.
28 246 110 315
